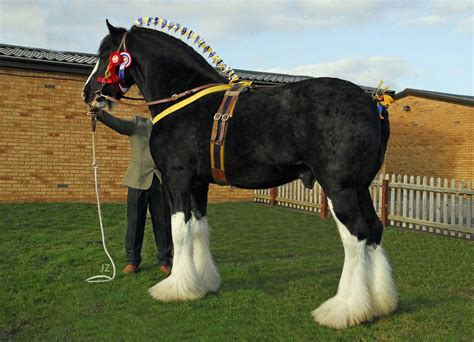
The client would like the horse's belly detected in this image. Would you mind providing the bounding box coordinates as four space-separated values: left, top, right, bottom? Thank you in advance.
226 165 301 189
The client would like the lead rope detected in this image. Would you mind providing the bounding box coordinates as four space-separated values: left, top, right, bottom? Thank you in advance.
86 114 116 283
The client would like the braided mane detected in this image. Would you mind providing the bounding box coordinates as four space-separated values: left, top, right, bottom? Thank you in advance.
134 17 239 82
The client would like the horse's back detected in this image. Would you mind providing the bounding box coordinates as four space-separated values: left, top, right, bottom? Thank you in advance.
224 77 384 188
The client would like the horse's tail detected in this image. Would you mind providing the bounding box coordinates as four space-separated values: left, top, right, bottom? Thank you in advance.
378 108 390 165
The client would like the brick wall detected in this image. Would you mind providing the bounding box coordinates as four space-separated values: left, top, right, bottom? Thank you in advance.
0 67 253 203
385 96 473 180
2 66 471 203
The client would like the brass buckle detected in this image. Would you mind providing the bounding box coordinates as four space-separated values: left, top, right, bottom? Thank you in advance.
171 94 179 101
221 113 229 122
213 113 222 121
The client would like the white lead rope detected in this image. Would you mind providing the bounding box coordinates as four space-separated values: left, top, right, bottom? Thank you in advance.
86 122 116 283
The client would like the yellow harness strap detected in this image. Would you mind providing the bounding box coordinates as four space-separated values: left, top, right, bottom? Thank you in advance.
152 80 252 125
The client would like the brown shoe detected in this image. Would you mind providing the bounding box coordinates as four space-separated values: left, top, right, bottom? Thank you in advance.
159 265 171 276
123 263 139 274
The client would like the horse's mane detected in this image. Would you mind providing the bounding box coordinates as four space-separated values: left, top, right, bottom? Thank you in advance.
133 17 239 82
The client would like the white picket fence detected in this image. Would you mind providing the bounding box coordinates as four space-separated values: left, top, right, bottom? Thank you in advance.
255 182 325 212
254 174 474 240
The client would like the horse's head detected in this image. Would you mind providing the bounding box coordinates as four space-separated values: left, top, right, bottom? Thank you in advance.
82 20 134 108
83 17 238 113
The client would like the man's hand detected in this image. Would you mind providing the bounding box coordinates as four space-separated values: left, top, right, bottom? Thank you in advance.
87 107 103 118
87 107 102 132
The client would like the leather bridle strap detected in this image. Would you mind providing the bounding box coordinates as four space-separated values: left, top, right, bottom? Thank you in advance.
100 83 223 109
119 32 128 52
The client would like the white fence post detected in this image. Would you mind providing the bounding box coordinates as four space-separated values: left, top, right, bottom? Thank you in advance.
422 176 428 230
415 176 421 230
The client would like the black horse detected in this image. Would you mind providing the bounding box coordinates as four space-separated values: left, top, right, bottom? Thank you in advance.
82 20 397 329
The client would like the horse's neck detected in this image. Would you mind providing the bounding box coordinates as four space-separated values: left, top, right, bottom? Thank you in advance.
132 34 225 110
139 66 223 116
165 67 223 93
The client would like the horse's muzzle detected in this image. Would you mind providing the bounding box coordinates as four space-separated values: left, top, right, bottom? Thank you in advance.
85 91 107 109
90 98 107 109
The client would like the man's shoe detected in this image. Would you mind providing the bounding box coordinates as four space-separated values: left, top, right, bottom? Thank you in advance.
159 265 171 276
123 263 139 274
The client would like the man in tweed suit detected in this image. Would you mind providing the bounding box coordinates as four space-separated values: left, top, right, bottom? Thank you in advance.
88 108 172 275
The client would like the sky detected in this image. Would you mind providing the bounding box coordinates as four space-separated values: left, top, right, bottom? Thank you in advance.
0 0 473 95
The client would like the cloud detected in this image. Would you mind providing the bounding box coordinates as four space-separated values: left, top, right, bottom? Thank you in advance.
393 0 472 30
262 56 412 90
431 0 473 16
0 1 47 47
1 0 469 52
79 0 390 40
456 15 474 33
401 15 446 27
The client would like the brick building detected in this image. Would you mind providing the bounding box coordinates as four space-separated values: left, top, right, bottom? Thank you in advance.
0 44 472 203
386 89 473 180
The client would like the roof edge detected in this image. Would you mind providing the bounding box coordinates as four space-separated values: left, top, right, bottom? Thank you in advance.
0 42 97 58
0 58 93 75
394 88 474 107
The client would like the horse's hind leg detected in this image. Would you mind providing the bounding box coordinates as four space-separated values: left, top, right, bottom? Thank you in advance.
190 182 220 293
149 173 206 302
357 188 398 318
312 188 374 329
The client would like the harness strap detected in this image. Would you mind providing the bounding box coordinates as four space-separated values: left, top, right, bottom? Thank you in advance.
152 80 252 125
210 83 250 185
101 83 222 109
147 83 222 106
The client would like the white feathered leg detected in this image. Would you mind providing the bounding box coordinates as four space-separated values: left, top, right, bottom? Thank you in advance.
367 244 398 317
312 199 374 329
191 214 220 292
149 212 206 301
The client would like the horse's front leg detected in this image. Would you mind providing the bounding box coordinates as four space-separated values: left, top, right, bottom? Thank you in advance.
148 173 206 302
190 182 220 293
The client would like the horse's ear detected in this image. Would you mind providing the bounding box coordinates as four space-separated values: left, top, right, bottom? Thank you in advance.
106 19 119 36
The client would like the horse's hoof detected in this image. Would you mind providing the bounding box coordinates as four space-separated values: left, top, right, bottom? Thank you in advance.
148 274 206 302
312 295 374 329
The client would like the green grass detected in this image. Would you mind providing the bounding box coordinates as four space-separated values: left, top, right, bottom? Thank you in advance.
0 202 472 341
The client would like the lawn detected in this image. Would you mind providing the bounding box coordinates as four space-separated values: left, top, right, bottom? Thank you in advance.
0 202 472 341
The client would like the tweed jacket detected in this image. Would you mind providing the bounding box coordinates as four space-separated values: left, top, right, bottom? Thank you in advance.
97 111 161 190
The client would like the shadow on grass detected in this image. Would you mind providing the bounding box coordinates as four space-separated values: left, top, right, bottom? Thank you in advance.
396 295 442 315
221 261 341 295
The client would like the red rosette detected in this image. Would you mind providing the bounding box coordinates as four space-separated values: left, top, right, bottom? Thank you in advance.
109 52 122 66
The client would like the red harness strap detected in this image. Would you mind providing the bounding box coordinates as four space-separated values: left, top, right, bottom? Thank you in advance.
210 83 250 185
